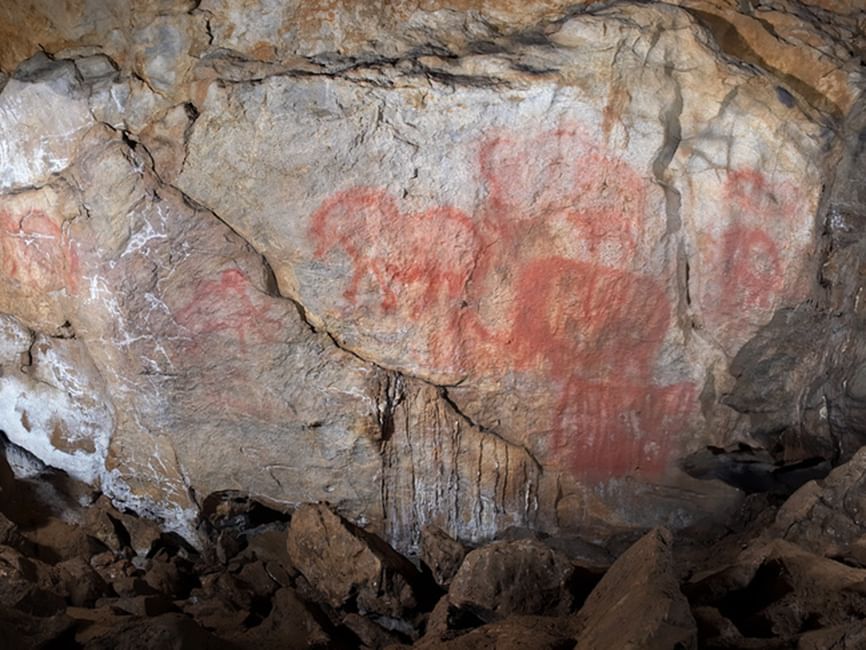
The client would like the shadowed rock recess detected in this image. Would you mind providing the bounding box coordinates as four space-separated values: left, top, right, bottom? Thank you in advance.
1 0 866 646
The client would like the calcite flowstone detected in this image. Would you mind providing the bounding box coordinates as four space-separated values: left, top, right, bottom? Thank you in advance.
0 0 863 550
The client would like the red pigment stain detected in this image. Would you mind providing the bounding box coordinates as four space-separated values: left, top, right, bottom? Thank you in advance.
554 379 696 477
311 187 480 317
508 257 670 382
704 169 804 336
718 226 783 311
724 168 798 220
476 128 646 264
174 269 282 349
311 127 705 480
0 209 79 294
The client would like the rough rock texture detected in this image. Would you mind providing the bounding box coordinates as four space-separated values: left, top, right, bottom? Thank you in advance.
420 526 467 588
286 503 425 617
0 0 865 553
414 615 575 650
3 457 866 647
573 528 697 649
772 446 866 560
448 539 578 622
689 539 866 637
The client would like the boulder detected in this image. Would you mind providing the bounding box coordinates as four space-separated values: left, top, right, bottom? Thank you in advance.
414 615 574 650
420 526 467 588
342 612 407 648
84 495 164 557
286 503 425 618
448 539 578 622
0 544 64 616
0 511 19 546
687 539 866 640
773 447 866 560
50 557 111 607
20 518 106 565
231 587 331 649
77 612 236 650
798 623 866 650
0 607 74 649
573 528 697 650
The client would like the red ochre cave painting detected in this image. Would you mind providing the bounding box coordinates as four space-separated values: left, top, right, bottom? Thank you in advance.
174 269 283 350
172 269 287 424
310 127 797 480
0 208 79 294
310 189 480 318
702 169 799 336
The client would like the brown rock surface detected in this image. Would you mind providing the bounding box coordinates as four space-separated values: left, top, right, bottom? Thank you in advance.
420 526 467 588
0 0 865 580
772 447 866 560
573 528 697 650
448 539 578 622
414 615 574 650
81 612 237 650
1 445 866 648
687 538 866 642
231 587 331 649
286 502 426 617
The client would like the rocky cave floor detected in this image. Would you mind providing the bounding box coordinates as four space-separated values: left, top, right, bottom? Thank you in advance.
3 437 866 650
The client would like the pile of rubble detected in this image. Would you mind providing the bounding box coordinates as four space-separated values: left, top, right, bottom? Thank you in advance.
3 444 866 648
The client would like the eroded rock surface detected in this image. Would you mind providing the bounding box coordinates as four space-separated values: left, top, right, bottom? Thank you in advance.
573 528 697 649
0 0 865 559
448 539 578 622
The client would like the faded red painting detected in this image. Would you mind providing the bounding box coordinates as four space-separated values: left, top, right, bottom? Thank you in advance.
311 188 480 318
309 125 700 481
702 168 805 343
172 268 287 422
554 379 695 476
0 208 79 294
308 123 811 481
174 269 283 350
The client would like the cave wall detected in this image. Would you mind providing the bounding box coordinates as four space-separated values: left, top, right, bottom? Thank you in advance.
0 0 863 551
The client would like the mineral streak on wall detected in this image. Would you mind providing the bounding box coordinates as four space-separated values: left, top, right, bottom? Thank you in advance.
0 0 861 551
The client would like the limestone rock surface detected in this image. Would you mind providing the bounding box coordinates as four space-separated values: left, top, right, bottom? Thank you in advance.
0 0 864 551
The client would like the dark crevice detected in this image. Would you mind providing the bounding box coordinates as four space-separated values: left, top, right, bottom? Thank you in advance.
681 444 831 495
683 7 844 122
50 321 76 340
684 258 691 307
375 374 403 446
